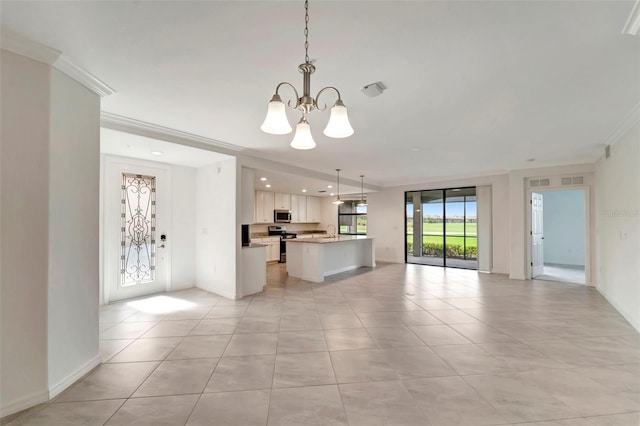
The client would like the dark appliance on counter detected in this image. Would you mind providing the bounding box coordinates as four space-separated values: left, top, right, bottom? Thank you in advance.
274 209 292 223
241 224 250 247
268 225 297 263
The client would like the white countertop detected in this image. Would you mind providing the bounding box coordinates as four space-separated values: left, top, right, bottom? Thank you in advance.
286 236 373 244
242 243 268 249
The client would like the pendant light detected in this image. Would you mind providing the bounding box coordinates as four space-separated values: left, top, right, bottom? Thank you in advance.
260 0 354 150
332 169 344 205
357 175 367 207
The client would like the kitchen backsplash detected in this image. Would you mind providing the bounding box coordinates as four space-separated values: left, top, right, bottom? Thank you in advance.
250 223 327 236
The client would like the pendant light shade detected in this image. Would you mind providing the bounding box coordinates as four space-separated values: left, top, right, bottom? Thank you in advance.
323 100 354 138
357 175 367 207
332 168 344 205
290 118 316 150
261 94 292 135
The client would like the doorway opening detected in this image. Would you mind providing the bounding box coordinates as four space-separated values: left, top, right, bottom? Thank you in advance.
530 189 586 285
405 187 477 270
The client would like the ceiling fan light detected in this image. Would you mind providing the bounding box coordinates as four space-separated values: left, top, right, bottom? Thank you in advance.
260 94 292 135
323 100 354 138
290 118 316 150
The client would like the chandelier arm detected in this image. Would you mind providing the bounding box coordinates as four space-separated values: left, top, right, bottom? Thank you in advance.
275 82 301 110
314 86 342 112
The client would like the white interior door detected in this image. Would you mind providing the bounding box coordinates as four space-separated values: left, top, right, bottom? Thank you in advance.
531 192 544 278
104 159 170 303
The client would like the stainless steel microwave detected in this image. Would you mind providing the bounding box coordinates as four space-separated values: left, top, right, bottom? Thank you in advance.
274 210 291 223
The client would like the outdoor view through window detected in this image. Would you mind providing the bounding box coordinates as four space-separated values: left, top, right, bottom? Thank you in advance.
406 187 477 269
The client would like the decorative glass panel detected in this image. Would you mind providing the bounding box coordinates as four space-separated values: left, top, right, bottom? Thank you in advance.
121 173 156 286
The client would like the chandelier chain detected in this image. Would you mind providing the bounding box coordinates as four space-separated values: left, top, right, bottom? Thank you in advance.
304 0 310 63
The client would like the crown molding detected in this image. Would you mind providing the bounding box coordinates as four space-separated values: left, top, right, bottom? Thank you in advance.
623 0 640 35
101 112 246 154
53 56 115 97
603 103 640 147
1 30 115 97
0 30 61 64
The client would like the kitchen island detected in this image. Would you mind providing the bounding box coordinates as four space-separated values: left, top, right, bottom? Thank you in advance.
286 236 375 283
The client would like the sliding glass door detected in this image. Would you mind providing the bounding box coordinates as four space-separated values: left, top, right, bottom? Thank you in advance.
405 187 477 269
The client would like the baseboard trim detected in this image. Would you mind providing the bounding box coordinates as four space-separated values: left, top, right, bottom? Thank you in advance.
0 389 49 418
596 285 640 333
48 353 102 399
195 285 237 300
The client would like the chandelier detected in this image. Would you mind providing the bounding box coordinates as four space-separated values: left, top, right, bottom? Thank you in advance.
260 0 354 150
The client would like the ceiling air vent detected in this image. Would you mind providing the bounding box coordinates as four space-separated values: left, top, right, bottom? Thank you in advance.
561 176 584 185
530 180 540 187
539 179 550 186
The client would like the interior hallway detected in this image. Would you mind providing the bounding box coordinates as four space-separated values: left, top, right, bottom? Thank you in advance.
537 264 586 285
5 263 639 425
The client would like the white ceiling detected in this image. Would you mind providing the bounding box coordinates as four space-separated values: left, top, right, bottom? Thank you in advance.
101 128 232 168
2 1 639 187
254 168 364 198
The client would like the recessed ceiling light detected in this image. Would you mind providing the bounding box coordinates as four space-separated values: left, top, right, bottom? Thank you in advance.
327 185 333 189
410 147 420 152
302 189 307 193
151 151 163 156
265 184 271 188
527 158 535 162
260 177 267 181
330 193 334 196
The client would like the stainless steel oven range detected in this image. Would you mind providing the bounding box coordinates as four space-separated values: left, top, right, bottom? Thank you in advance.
268 225 297 263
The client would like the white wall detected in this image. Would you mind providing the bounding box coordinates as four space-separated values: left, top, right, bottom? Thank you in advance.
240 167 255 225
47 68 101 398
169 166 197 291
196 158 238 299
367 174 510 274
320 197 339 234
542 190 586 266
0 49 50 415
594 121 640 331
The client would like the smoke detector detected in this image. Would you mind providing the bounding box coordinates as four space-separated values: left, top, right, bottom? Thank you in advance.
361 81 387 97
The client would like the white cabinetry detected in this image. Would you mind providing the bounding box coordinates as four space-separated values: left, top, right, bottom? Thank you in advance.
254 191 321 224
274 192 291 210
253 237 280 263
306 196 321 223
255 191 275 223
290 195 307 223
265 237 281 262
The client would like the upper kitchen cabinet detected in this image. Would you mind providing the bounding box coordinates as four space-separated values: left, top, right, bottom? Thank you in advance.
274 192 291 210
254 190 275 223
306 196 321 223
290 194 307 223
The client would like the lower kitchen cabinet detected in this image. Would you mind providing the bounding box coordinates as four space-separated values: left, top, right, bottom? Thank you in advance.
255 237 280 262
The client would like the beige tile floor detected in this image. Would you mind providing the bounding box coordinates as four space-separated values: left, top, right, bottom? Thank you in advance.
5 263 640 426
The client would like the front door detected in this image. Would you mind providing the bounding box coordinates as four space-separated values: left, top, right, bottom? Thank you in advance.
531 192 544 278
104 158 170 303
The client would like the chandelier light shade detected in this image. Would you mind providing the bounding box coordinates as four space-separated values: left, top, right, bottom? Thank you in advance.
261 0 354 149
260 94 292 134
358 175 367 207
324 100 354 138
332 168 344 205
290 118 316 150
